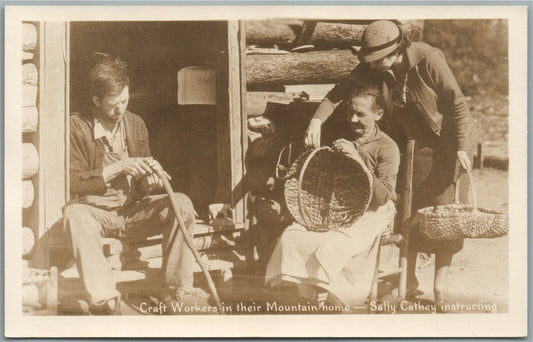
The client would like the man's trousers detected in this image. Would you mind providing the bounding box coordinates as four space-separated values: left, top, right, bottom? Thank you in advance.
62 193 195 304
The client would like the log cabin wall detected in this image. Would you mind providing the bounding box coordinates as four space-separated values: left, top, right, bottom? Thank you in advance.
22 22 70 269
22 22 39 262
69 21 225 219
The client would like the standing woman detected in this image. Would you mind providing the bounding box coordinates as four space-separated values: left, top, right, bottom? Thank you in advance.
304 20 477 312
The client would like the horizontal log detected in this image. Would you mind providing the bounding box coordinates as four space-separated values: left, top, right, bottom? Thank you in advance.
246 50 358 91
125 232 241 261
22 23 37 52
23 106 38 133
246 20 301 45
246 21 365 49
246 20 420 49
23 51 34 61
307 22 364 48
22 63 38 86
23 143 39 179
23 85 38 107
22 226 35 256
23 180 34 209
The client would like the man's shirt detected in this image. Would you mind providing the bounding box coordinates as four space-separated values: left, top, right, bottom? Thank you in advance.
93 117 128 155
76 118 131 210
69 110 151 208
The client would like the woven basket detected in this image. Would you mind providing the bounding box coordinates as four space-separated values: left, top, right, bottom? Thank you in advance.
417 170 508 240
283 146 373 232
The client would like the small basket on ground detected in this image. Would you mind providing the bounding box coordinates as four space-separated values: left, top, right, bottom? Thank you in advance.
417 170 508 240
283 146 373 232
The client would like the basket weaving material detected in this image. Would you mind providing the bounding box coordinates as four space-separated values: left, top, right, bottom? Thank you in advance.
284 146 373 232
417 170 508 240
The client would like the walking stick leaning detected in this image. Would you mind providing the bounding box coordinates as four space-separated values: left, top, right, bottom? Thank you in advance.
152 167 225 314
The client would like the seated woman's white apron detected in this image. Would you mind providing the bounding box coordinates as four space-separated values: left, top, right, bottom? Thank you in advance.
265 201 395 307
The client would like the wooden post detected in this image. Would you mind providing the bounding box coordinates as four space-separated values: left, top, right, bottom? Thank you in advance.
39 22 68 235
30 22 69 270
216 21 248 227
475 142 484 169
398 139 415 300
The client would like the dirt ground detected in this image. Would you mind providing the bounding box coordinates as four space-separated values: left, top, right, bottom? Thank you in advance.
468 93 508 162
407 167 509 314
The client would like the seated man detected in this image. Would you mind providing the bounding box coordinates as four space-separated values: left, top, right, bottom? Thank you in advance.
265 85 400 308
64 53 206 314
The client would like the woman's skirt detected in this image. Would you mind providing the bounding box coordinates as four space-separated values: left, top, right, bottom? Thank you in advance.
386 101 477 255
265 201 395 306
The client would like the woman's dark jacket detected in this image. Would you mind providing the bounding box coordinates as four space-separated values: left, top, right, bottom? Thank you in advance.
313 42 475 152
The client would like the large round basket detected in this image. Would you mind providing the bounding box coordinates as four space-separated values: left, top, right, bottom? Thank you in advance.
284 146 373 232
417 170 508 240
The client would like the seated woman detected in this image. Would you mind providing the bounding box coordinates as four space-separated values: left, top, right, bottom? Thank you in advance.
265 85 400 308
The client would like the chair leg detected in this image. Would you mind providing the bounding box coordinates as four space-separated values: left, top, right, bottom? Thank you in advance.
398 239 408 300
46 266 58 315
398 139 414 301
368 236 382 313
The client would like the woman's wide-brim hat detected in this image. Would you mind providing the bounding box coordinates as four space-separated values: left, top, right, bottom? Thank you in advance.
358 20 403 63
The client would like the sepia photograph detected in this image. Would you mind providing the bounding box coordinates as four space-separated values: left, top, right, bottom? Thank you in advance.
5 4 528 338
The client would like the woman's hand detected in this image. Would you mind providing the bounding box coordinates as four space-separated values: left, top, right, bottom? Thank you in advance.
304 118 323 148
333 139 362 162
457 151 472 171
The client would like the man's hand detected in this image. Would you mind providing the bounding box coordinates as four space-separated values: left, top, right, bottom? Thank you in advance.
304 118 323 149
135 158 174 193
457 151 472 171
333 139 362 162
119 157 154 178
103 157 172 187
143 158 172 182
103 157 153 184
138 173 163 192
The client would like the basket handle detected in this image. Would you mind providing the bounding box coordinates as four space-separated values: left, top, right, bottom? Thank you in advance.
275 143 292 180
453 168 478 211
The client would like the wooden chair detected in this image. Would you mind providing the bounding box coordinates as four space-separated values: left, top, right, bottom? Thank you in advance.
55 216 248 314
105 217 247 284
369 139 415 306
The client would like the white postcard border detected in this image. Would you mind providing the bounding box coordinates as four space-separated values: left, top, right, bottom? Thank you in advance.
4 5 528 337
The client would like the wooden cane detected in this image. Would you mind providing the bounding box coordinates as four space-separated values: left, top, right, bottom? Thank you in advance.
153 168 225 314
